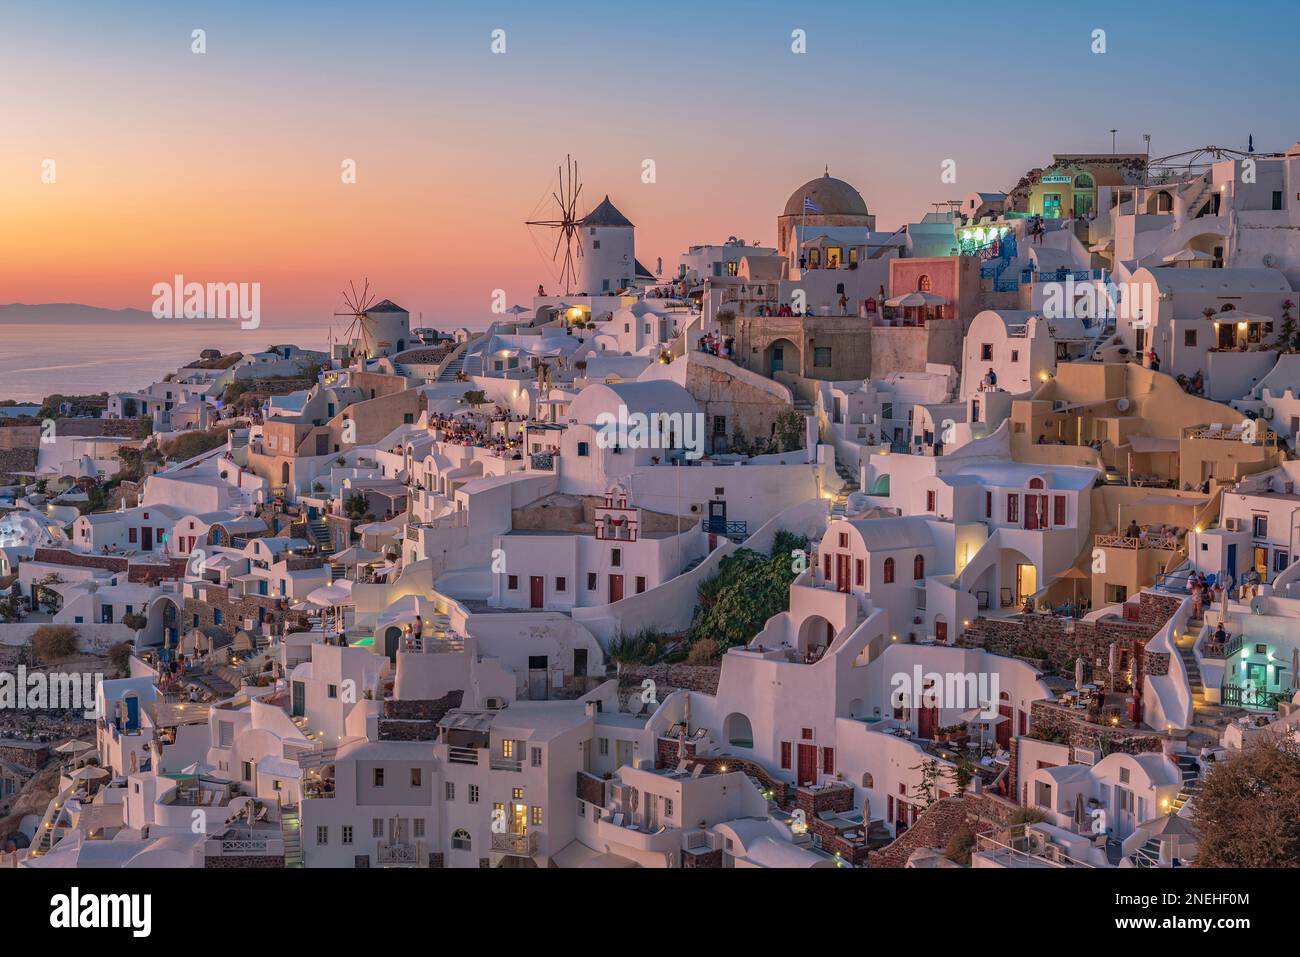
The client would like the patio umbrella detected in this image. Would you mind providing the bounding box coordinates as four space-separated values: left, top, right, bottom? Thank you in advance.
71 766 108 781
885 291 949 308
1075 656 1086 690
1058 566 1089 610
54 739 94 754
1140 812 1196 861
1292 647 1298 693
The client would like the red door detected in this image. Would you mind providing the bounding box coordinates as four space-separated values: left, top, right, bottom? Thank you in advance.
997 704 1013 748
935 620 948 643
1024 495 1040 530
918 705 938 740
608 574 624 603
529 576 544 609
835 554 850 593
796 744 817 787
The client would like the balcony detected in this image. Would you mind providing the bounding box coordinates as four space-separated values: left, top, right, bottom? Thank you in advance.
489 755 523 772
447 746 480 766
377 840 425 865
490 831 538 857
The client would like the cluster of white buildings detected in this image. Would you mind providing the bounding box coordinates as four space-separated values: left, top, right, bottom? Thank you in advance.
9 143 1300 871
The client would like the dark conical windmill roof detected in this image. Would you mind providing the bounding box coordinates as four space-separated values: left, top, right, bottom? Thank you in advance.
581 196 634 228
366 299 407 313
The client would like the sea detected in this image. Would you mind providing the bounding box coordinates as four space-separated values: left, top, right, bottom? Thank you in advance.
0 318 335 402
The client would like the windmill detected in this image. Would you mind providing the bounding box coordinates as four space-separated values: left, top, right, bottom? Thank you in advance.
526 155 584 295
333 279 378 361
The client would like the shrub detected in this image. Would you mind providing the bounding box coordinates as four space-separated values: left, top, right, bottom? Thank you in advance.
944 828 976 865
608 629 659 667
107 641 134 675
121 613 148 632
686 638 721 665
32 625 80 663
688 531 809 648
1194 734 1300 866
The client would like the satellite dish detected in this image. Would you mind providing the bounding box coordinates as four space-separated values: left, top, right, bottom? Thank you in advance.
1116 397 1131 412
1263 253 1277 267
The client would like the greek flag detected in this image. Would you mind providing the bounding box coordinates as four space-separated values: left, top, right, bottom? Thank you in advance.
803 196 821 214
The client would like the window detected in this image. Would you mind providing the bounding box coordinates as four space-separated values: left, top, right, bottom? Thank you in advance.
586 572 597 590
883 557 895 584
926 490 936 512
577 441 589 457
241 761 252 782
1252 514 1268 539
918 275 932 292
1184 329 1197 348
413 819 425 838
780 741 791 769
469 785 480 803
1007 495 1019 523
373 768 385 787
855 559 864 586
1010 349 1019 363
531 747 542 767
531 806 543 826
452 828 472 851
328 684 338 699
813 347 832 367
507 575 518 590
713 415 727 435
634 575 646 594
1035 781 1053 808
372 819 384 838
598 738 609 756
312 826 329 846
445 782 454 800
664 798 673 818
409 767 421 787
823 747 835 775
129 527 138 544
1053 495 1066 526
1275 551 1290 573
611 548 622 567
985 491 992 518
1273 190 1284 211
502 739 515 759
555 576 567 592
913 554 925 580
342 826 353 845
511 787 524 800
980 344 993 361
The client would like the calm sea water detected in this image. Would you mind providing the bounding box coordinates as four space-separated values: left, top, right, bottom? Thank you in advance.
0 319 334 402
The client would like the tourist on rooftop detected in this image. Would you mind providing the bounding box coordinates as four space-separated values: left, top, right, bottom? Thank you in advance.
1125 519 1141 539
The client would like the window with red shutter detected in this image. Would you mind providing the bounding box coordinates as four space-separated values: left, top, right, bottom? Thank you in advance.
855 559 864 586
1053 495 1066 526
780 742 791 769
883 557 895 583
823 747 834 775
914 554 925 580
1007 494 1019 523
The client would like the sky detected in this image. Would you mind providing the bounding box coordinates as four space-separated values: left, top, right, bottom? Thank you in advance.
3 0 1298 328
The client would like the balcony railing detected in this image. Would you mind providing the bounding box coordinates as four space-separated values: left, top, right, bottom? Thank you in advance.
491 831 538 856
1222 683 1290 711
377 840 424 865
447 747 480 766
489 755 523 772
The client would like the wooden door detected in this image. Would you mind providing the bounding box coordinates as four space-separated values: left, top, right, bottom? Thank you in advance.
529 576 544 608
796 744 818 787
835 554 850 593
608 574 624 603
997 704 1013 748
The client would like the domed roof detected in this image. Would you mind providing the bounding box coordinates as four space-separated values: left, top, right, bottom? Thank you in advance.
783 172 869 217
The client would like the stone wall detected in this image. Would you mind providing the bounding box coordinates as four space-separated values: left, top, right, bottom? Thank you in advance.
618 663 721 697
958 591 1177 689
576 770 606 808
0 740 50 770
1026 700 1163 757
205 854 285 868
867 792 1019 868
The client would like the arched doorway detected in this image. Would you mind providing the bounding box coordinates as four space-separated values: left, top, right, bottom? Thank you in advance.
797 615 835 659
765 338 800 376
383 626 402 663
723 712 753 749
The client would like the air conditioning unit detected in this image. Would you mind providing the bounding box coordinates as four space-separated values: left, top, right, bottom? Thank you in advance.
484 697 506 710
1262 407 1275 419
1225 518 1243 532
1074 747 1100 766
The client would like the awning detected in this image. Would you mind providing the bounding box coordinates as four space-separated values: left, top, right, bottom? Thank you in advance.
1124 436 1179 454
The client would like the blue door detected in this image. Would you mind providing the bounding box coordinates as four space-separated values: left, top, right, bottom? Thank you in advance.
1226 544 1238 589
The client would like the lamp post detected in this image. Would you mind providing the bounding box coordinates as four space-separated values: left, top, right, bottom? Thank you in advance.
1110 129 1117 154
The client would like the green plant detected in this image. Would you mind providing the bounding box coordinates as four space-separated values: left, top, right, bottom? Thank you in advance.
107 641 134 675
1008 807 1047 826
688 532 809 648
686 637 721 664
121 612 148 632
608 628 660 667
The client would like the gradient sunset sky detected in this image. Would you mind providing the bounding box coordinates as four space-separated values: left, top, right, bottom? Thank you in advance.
4 0 1298 327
